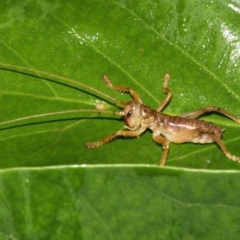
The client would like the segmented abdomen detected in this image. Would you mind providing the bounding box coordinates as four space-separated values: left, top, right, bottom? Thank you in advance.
155 114 223 143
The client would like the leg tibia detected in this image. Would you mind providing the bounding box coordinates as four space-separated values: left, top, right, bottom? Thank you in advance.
102 75 142 103
87 127 147 148
212 134 240 162
156 73 172 112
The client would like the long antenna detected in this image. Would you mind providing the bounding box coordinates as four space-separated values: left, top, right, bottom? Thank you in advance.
0 109 125 128
0 62 126 106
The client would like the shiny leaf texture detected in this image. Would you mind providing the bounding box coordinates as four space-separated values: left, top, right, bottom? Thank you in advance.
0 0 240 169
0 1 240 239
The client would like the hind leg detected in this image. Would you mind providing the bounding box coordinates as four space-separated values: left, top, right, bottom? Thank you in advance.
180 106 240 124
212 133 240 162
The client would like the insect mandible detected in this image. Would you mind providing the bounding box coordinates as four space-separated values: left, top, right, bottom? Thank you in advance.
1 63 240 166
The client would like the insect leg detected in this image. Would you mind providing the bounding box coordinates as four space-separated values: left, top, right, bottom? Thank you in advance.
156 73 172 112
102 75 142 103
179 106 240 124
87 126 147 148
152 134 170 166
212 133 240 162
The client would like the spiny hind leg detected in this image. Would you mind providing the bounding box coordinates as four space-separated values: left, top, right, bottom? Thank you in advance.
152 134 170 166
87 126 147 148
212 134 240 162
180 106 240 124
156 73 173 112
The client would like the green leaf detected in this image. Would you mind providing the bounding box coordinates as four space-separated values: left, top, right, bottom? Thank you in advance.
1 166 240 239
0 1 240 239
0 0 240 169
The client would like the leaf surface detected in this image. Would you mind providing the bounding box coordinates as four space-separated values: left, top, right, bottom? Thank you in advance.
0 0 240 169
0 1 240 239
1 166 240 240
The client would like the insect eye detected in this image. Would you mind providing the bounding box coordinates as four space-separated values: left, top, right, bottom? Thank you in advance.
126 110 132 118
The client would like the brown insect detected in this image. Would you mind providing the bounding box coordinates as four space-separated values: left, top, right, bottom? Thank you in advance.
1 63 240 166
87 74 240 166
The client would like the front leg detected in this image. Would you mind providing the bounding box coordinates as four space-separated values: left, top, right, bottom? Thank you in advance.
102 75 142 103
87 126 147 148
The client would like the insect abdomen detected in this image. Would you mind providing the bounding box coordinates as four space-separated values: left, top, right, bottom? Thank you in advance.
156 114 222 144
